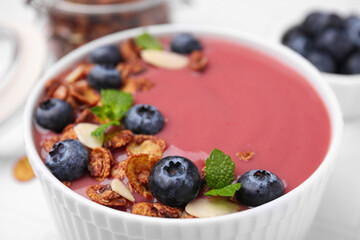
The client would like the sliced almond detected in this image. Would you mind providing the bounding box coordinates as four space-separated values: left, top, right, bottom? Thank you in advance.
73 123 104 149
111 178 135 202
141 50 188 69
65 64 86 83
185 197 240 218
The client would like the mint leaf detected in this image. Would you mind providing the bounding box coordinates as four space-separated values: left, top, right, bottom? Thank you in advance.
205 148 235 189
90 89 133 121
135 32 163 50
91 121 120 138
205 183 241 197
89 89 133 138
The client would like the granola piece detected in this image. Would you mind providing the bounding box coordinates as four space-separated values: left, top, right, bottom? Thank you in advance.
62 181 72 188
236 151 254 162
68 79 101 107
13 156 35 182
126 135 166 159
180 211 196 219
120 38 141 62
75 108 101 125
121 78 137 93
88 147 113 180
117 61 145 80
131 202 181 218
86 184 128 207
135 77 154 92
62 123 75 133
45 78 62 98
131 202 158 217
189 50 208 72
153 203 181 218
111 160 127 180
52 84 69 101
200 166 206 181
104 130 133 149
42 135 60 152
60 126 78 141
64 63 92 83
121 77 154 93
126 154 159 199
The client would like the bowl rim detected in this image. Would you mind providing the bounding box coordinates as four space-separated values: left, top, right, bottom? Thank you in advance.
24 23 343 225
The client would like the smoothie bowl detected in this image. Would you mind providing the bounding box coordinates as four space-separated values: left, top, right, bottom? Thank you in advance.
24 24 343 240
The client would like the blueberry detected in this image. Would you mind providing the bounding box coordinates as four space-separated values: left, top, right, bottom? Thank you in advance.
170 33 202 54
306 49 336 73
90 45 123 66
35 98 74 133
149 156 201 207
302 11 343 36
341 52 360 74
235 169 284 207
87 64 122 90
315 28 354 61
124 104 164 134
282 26 312 56
46 139 89 181
346 17 360 47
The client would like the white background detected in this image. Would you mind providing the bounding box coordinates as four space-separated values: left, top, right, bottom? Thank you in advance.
1 0 360 239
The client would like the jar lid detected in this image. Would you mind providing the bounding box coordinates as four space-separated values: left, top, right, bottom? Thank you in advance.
0 21 47 125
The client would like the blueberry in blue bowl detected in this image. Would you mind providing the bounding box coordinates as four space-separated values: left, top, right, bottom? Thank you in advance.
149 156 202 207
35 98 74 133
46 139 89 181
282 11 360 74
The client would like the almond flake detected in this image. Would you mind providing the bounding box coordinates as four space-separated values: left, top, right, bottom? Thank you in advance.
141 50 188 69
65 64 86 83
185 197 240 218
111 178 135 202
74 123 104 149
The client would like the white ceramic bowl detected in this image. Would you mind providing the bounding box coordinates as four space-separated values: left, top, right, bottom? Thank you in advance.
24 24 343 240
323 73 360 120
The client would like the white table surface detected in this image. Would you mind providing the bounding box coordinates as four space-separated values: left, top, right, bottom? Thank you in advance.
1 0 360 239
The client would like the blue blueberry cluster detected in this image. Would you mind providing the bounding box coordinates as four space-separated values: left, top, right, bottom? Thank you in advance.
282 11 360 74
88 45 124 89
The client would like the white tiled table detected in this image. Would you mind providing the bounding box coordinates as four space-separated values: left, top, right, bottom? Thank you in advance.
1 0 360 239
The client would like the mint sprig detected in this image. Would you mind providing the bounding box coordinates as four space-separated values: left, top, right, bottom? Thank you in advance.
205 148 240 197
135 32 163 50
205 183 241 197
90 89 133 138
205 148 235 189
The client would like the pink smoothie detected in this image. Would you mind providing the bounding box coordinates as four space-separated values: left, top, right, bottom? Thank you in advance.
34 37 331 205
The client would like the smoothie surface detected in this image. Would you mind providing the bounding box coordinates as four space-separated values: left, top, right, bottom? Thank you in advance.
34 37 331 202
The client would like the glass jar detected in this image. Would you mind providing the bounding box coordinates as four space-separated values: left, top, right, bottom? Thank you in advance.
29 0 171 58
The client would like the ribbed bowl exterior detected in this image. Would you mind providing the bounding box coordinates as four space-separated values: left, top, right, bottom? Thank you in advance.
32 162 330 240
24 24 343 240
